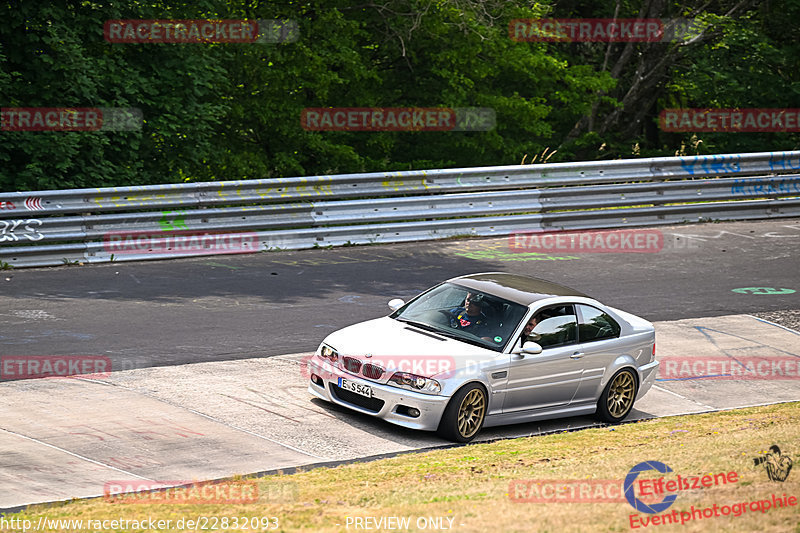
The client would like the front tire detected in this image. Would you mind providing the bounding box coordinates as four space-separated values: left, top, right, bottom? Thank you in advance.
597 368 637 423
437 383 486 442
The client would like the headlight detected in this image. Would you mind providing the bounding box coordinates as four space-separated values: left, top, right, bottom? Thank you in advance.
388 371 441 394
320 344 338 362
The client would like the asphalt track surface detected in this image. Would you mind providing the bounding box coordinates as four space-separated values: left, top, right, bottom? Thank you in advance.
1 219 799 375
1 311 799 512
1 219 800 513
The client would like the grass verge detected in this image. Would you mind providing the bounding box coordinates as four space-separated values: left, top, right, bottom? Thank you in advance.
3 402 799 532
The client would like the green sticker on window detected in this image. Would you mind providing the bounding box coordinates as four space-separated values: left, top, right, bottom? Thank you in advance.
494 336 503 343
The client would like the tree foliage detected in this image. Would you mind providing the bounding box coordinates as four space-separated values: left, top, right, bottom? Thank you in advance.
0 0 797 191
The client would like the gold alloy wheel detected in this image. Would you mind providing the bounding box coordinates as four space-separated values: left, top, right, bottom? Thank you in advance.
607 371 635 418
457 388 486 438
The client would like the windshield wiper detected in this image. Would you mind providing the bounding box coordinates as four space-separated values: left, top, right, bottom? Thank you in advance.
396 318 493 348
445 331 495 349
396 318 445 335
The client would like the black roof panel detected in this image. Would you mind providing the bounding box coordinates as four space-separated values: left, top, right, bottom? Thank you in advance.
447 272 589 305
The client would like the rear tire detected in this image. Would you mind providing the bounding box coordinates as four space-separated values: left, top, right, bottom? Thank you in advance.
437 383 486 442
597 368 637 423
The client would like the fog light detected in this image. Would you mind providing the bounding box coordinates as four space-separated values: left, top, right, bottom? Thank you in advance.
396 405 421 418
311 374 322 386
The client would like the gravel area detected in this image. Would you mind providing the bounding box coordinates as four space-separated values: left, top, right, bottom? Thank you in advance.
750 309 800 333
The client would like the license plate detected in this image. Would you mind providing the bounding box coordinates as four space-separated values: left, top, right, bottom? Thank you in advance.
339 377 373 398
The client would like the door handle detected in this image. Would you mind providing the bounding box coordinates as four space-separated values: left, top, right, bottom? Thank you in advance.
570 352 584 359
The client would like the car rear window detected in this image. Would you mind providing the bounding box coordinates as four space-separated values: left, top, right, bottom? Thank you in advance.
577 304 621 342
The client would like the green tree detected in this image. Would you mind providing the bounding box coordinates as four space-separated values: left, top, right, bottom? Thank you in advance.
0 0 232 191
205 0 616 181
548 0 799 159
2 0 797 192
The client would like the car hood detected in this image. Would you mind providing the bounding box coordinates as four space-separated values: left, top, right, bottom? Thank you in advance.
322 316 498 377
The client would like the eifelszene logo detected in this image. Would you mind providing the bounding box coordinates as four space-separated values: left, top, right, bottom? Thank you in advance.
625 461 678 514
624 461 739 513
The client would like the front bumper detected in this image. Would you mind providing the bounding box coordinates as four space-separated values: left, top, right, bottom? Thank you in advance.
307 358 450 432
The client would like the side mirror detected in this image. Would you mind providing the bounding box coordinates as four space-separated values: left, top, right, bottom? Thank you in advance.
388 298 405 311
522 341 543 354
512 340 543 356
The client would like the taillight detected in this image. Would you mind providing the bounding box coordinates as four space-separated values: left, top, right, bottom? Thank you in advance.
652 341 656 362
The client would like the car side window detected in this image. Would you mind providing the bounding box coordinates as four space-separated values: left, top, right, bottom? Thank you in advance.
530 306 578 348
577 305 621 342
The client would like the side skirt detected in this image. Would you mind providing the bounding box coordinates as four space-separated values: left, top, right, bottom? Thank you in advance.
483 403 597 428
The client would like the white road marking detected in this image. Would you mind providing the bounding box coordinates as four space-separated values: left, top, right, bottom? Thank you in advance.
746 315 800 336
77 377 329 461
652 385 716 410
0 427 153 480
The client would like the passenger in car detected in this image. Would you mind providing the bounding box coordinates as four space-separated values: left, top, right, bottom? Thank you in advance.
520 309 557 344
522 315 540 337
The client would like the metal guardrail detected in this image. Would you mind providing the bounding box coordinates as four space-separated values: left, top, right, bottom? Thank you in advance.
1 151 799 267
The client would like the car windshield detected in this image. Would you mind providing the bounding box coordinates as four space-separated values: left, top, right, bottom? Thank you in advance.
391 282 529 351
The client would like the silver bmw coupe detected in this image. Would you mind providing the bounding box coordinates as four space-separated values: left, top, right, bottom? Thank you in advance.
308 272 659 442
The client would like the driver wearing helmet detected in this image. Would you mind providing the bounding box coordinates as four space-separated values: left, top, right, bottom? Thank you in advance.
449 292 490 336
